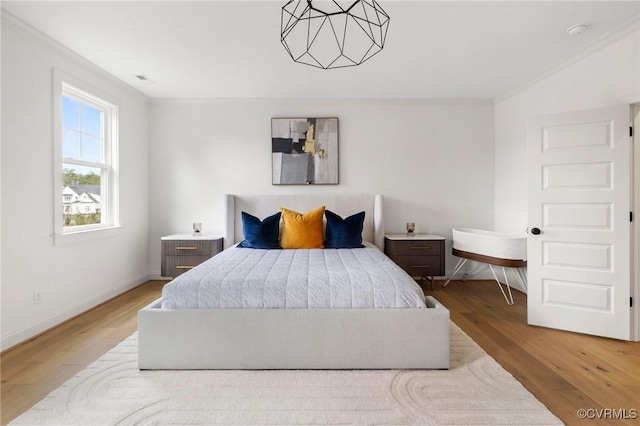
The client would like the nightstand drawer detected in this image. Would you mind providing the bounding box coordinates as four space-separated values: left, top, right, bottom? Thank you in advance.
162 239 219 257
385 239 443 256
393 255 444 277
163 255 212 277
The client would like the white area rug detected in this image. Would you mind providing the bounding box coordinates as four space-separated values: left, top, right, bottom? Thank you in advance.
11 323 562 425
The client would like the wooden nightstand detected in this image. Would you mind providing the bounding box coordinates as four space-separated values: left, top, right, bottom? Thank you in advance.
161 234 223 278
384 234 445 289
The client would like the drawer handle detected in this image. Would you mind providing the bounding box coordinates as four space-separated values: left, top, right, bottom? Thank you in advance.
176 266 195 270
410 246 430 250
410 265 431 268
176 246 197 250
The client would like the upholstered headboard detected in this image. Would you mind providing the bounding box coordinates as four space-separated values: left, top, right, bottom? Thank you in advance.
224 194 384 250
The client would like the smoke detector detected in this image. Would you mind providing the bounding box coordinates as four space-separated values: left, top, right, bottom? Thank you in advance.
566 23 588 36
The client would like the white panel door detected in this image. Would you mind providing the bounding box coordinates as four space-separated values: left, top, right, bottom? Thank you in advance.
528 106 631 340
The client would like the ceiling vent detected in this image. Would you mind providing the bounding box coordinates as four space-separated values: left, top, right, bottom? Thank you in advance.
135 74 156 85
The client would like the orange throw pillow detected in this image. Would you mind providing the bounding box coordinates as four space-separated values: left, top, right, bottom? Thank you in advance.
280 206 325 249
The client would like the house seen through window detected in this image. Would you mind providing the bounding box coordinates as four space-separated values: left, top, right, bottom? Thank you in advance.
60 82 117 231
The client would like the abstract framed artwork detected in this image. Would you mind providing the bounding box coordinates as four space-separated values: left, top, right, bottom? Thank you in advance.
271 117 339 185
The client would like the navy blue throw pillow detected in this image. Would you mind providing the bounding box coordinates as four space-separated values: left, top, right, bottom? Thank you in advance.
237 211 281 249
324 210 365 249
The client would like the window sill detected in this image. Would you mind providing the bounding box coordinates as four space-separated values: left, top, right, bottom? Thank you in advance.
54 225 124 246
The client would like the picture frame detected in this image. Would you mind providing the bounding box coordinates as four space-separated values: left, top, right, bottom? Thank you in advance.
271 117 339 185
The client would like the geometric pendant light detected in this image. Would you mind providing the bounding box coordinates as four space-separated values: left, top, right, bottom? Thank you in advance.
281 0 390 69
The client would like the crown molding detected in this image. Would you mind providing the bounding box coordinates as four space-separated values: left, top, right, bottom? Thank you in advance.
1 9 148 100
495 16 640 104
149 97 494 105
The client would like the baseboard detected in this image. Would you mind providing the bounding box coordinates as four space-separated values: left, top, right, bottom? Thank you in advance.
149 272 172 281
0 273 150 352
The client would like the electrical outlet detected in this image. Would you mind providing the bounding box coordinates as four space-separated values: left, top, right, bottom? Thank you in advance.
33 290 43 305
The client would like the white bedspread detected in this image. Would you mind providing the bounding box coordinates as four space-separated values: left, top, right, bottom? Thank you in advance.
161 243 427 309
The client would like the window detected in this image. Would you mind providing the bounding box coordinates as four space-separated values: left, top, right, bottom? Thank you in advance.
54 71 119 242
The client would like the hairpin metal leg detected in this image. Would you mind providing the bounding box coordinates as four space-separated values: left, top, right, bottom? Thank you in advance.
488 265 514 305
443 258 468 287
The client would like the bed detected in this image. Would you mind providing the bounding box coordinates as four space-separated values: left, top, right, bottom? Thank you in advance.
138 194 450 369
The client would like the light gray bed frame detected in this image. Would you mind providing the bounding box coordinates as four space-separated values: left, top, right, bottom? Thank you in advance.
138 194 450 369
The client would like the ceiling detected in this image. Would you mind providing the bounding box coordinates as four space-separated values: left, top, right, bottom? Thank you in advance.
2 1 639 100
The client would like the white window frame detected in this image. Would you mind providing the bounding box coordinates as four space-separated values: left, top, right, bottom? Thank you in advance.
53 70 121 245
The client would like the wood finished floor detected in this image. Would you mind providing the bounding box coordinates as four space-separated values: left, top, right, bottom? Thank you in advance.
1 279 638 425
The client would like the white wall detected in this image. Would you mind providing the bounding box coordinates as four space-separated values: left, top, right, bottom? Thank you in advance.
149 99 495 276
0 15 150 350
494 24 640 234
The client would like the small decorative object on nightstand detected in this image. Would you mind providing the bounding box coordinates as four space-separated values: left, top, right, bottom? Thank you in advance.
384 233 445 290
161 234 223 278
406 222 415 235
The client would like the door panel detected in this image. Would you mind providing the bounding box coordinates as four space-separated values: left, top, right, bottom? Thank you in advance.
543 279 612 311
543 203 612 230
528 106 631 340
543 241 612 270
543 162 612 189
543 120 612 149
